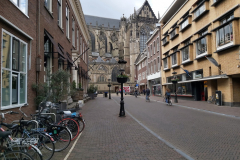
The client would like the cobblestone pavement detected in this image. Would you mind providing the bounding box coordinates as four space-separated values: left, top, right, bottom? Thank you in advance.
112 95 240 160
52 96 186 160
52 94 240 160
137 95 240 117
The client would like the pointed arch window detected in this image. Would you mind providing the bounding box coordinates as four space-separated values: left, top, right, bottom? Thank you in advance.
140 26 150 53
112 66 120 82
98 75 106 82
90 32 95 52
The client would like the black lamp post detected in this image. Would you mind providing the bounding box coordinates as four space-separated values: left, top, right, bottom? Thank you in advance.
172 71 178 103
108 79 111 99
117 59 127 117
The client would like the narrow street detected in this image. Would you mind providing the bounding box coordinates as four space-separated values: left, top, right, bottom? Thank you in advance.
53 95 240 160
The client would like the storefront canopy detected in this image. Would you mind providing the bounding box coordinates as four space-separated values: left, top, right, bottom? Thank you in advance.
163 74 229 85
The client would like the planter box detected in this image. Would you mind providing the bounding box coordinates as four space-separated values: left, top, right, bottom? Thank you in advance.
88 93 95 99
171 80 178 84
72 90 84 102
117 77 128 83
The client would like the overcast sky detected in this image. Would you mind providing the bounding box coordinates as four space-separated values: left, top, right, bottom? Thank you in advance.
81 0 175 20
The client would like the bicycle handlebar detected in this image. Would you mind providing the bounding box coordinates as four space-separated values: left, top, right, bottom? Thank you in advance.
19 106 28 117
0 111 19 119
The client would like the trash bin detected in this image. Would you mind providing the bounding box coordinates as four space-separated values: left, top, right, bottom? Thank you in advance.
104 92 108 97
215 90 222 106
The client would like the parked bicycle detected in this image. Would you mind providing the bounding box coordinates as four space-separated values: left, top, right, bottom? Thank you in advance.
0 110 43 160
207 96 216 104
9 106 55 160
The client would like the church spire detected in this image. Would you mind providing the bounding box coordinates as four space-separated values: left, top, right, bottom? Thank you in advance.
158 11 160 19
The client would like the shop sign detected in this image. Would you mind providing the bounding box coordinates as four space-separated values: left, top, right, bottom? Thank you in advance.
195 74 202 79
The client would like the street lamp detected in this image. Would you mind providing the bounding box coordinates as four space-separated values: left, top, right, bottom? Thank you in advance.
108 79 111 99
172 71 178 103
117 59 127 117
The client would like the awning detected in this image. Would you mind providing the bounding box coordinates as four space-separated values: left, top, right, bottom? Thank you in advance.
44 30 65 58
140 83 146 86
178 74 229 83
163 74 229 85
66 52 73 66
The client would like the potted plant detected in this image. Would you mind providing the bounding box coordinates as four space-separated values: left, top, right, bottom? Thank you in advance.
117 74 129 83
171 77 179 84
87 84 97 99
32 70 71 109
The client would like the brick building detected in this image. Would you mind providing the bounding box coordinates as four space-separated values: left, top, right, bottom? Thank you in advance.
146 24 162 96
0 0 90 115
160 0 240 106
134 49 147 93
0 0 37 114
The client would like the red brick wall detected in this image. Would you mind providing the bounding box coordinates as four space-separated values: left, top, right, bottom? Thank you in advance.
0 0 38 118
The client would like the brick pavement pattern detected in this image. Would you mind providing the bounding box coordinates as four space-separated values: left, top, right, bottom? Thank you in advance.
139 95 240 117
63 97 186 160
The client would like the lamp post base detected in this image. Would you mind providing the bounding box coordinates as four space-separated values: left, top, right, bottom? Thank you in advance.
174 93 178 103
119 100 125 117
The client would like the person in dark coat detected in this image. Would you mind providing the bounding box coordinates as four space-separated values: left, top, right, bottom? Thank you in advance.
143 89 146 95
146 88 150 100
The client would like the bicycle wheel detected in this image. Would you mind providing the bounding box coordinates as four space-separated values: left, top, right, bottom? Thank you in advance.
47 126 71 152
15 145 43 160
58 118 80 140
29 132 55 160
207 96 212 103
162 96 165 102
3 150 34 160
76 119 85 133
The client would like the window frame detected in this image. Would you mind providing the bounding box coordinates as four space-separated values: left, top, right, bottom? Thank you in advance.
57 0 62 28
194 3 206 19
171 53 177 66
10 0 29 16
180 18 189 30
182 46 189 62
216 13 234 49
72 17 75 47
44 0 52 13
163 58 168 69
66 4 70 39
1 29 28 110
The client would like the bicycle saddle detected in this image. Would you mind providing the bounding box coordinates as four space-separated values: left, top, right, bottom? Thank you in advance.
0 131 12 139
1 123 19 129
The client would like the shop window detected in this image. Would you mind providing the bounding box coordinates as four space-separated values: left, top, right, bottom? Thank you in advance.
1 31 27 108
193 69 203 79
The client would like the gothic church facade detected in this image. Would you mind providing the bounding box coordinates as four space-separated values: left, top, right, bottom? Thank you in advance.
86 0 159 92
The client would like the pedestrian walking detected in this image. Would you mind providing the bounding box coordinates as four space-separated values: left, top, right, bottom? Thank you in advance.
116 89 119 96
143 89 146 95
165 88 171 104
146 88 150 101
134 89 138 98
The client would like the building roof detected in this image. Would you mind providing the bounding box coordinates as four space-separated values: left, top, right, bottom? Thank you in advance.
136 0 157 19
159 0 188 27
84 15 120 29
